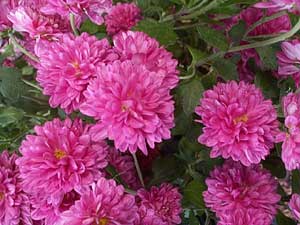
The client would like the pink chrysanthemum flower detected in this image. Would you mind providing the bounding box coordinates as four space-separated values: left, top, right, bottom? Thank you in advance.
58 177 138 225
80 61 175 154
0 151 32 225
204 160 280 225
41 0 112 25
113 31 179 90
36 32 116 114
8 6 71 39
136 183 182 225
255 0 300 12
17 118 108 206
107 148 141 190
105 3 141 35
289 194 300 222
0 0 18 31
276 93 300 170
277 40 300 87
195 81 280 166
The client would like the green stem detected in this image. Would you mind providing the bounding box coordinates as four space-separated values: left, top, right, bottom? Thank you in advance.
196 18 300 67
125 188 137 195
243 11 287 39
70 14 79 36
132 153 145 188
22 79 43 92
9 34 39 63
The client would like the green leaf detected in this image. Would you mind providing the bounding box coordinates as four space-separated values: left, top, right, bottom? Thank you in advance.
262 156 286 179
292 170 300 194
134 19 177 46
150 156 185 185
197 25 229 51
212 58 238 80
183 180 206 209
275 212 297 225
229 20 246 44
80 19 103 34
0 107 24 128
256 45 279 71
0 67 28 101
177 137 202 163
255 71 280 100
178 78 204 116
187 46 208 67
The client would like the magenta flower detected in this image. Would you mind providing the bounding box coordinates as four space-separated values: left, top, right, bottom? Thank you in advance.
204 160 280 225
0 151 32 225
80 61 175 155
107 148 141 190
275 93 300 170
41 0 112 25
255 0 300 12
136 183 182 225
105 3 141 35
8 6 71 39
58 177 138 225
113 31 179 90
36 32 116 114
0 0 18 31
195 81 280 166
289 194 300 221
277 40 300 87
17 118 108 209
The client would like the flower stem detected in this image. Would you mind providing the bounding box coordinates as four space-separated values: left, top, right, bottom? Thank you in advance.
70 13 79 36
22 79 43 92
132 153 145 188
9 34 39 63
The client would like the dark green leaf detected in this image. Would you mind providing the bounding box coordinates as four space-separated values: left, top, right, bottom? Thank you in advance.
197 25 229 51
229 20 246 44
212 58 238 80
256 45 279 71
134 19 177 46
0 107 24 128
292 170 300 194
183 180 206 209
275 212 297 225
262 157 286 179
255 71 280 100
80 19 103 34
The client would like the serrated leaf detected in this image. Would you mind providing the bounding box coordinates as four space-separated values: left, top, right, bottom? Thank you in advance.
255 71 280 100
262 156 286 179
256 45 279 71
229 20 246 44
178 78 204 116
134 19 177 46
212 58 238 80
275 212 297 225
0 107 24 127
183 180 206 209
197 25 229 51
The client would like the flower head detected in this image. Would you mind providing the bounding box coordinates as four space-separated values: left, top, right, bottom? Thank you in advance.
204 160 280 225
137 183 182 225
80 60 175 155
195 81 280 166
105 3 141 35
36 32 116 113
277 40 300 87
59 177 138 225
289 194 300 221
41 0 112 25
0 0 18 31
254 0 300 13
0 151 32 225
17 118 108 206
113 31 179 90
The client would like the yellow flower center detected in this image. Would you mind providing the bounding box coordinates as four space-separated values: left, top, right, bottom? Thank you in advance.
97 218 109 225
0 192 4 201
54 149 67 160
233 114 248 125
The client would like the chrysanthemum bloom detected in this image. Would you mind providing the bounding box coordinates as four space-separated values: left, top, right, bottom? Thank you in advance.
36 32 116 114
277 40 300 87
289 194 300 221
80 61 175 154
41 0 112 25
17 118 108 205
137 183 182 225
105 3 141 35
255 0 300 13
195 81 280 166
0 151 32 225
0 0 18 31
8 6 71 39
58 177 138 225
107 148 141 190
204 161 280 225
275 93 300 170
113 31 179 90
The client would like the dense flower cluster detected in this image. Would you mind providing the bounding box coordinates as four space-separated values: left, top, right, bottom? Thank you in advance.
195 81 280 166
204 160 280 225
